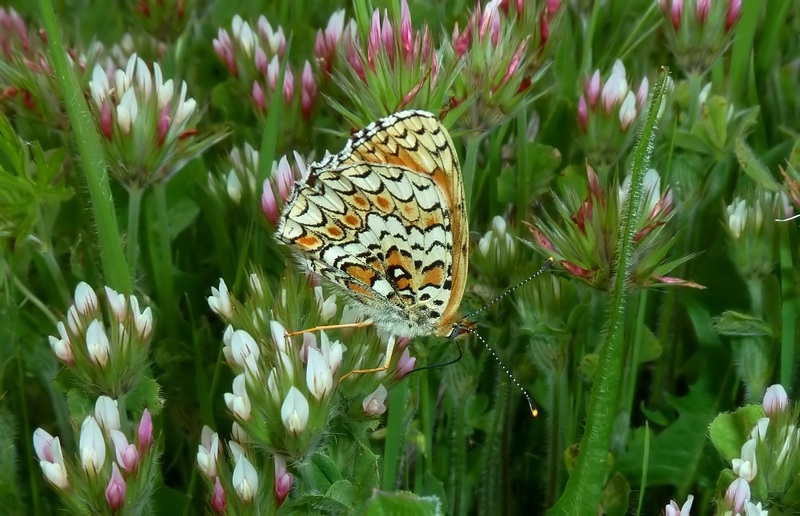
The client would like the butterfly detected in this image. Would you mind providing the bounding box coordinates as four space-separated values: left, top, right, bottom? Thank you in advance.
276 110 471 376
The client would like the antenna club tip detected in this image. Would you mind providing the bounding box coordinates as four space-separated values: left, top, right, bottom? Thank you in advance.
526 399 539 418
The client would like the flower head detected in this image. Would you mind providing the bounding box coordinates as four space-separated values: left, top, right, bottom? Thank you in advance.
528 163 698 290
332 0 445 124
576 60 650 167
732 438 758 482
726 189 784 279
725 477 750 514
261 153 307 226
104 463 127 510
33 429 69 489
87 54 223 190
197 426 220 479
362 384 388 416
281 386 309 435
658 0 742 75
315 10 347 75
450 0 562 131
665 494 693 516
232 454 258 503
79 416 106 475
274 454 293 506
763 384 789 418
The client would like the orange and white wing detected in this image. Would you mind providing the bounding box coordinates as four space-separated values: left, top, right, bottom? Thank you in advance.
342 111 468 331
276 111 467 336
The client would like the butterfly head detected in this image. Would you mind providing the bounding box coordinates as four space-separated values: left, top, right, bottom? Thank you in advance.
446 319 476 340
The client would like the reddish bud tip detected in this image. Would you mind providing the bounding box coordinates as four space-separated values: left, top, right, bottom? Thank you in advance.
578 95 588 131
252 81 265 111
100 101 114 139
726 0 742 31
670 0 683 30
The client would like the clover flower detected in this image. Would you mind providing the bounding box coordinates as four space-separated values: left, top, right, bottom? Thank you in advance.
34 402 157 512
577 60 650 167
527 163 700 290
87 54 225 190
47 282 155 396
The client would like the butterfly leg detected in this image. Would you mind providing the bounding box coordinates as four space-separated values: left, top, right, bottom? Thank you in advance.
338 335 397 384
283 320 375 352
284 319 375 338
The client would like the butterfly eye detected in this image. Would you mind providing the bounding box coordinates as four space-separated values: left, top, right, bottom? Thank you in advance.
447 325 461 339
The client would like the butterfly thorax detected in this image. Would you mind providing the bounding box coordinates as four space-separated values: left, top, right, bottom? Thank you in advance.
338 292 459 339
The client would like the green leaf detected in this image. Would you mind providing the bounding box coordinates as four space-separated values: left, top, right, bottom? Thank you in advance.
637 326 662 363
165 197 200 240
496 167 516 205
361 491 443 516
599 472 631 516
712 311 774 338
66 389 94 422
312 453 344 490
700 96 729 151
788 138 800 171
126 376 162 415
616 374 727 492
327 479 357 508
283 493 351 516
672 129 712 154
708 404 765 462
421 471 447 514
734 139 780 192
579 353 599 381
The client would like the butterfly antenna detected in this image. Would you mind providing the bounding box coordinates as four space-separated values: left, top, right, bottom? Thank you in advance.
776 212 800 222
465 257 555 319
464 325 539 417
406 342 464 375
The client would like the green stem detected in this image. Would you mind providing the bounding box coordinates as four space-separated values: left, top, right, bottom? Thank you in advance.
779 224 796 386
127 188 143 279
40 250 70 308
687 72 702 126
617 3 659 62
150 182 177 336
546 363 568 505
38 0 131 293
12 277 59 327
626 290 648 419
515 111 530 219
452 400 467 516
463 135 481 225
382 380 409 491
117 392 129 430
746 277 763 319
34 212 70 308
258 37 292 182
419 372 434 473
8 271 41 516
729 0 759 101
548 70 670 515
480 378 507 515
579 1 601 73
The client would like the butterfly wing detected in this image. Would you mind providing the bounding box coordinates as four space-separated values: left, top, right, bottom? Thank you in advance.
277 111 468 337
341 111 469 332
